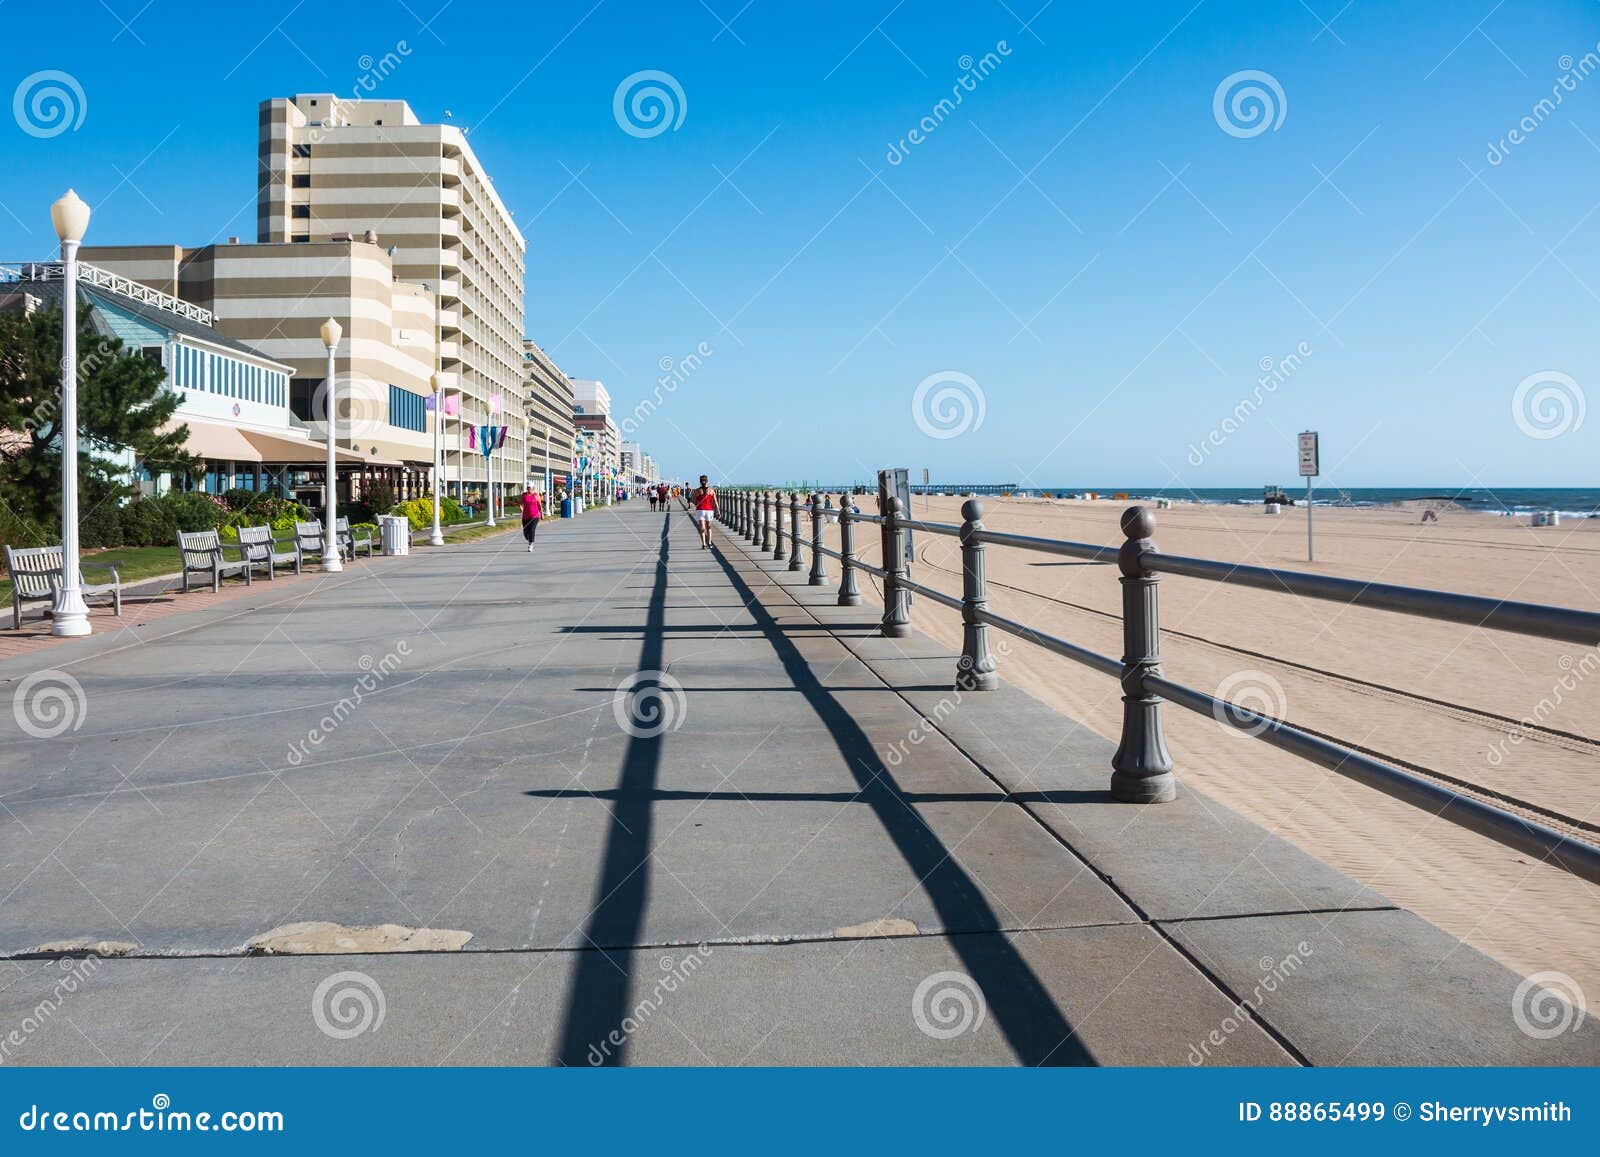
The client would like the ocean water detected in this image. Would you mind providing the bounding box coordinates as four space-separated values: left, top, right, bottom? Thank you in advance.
1021 487 1600 517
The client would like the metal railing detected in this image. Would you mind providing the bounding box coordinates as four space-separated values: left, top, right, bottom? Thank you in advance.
1 261 216 325
715 487 1600 885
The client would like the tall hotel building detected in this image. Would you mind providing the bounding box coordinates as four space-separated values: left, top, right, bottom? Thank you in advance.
257 95 528 498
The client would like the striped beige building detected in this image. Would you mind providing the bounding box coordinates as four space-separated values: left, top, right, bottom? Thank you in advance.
258 94 527 499
523 339 575 492
82 240 440 498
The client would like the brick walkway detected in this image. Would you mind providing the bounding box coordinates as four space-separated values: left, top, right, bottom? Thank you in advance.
0 533 515 662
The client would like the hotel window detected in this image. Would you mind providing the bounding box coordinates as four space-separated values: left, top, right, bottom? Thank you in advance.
388 385 426 432
292 174 310 189
292 204 310 219
292 143 311 159
292 235 309 244
290 378 321 422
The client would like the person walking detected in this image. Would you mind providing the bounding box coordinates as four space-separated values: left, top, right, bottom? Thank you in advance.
690 475 718 549
648 487 658 512
520 486 542 552
658 482 670 512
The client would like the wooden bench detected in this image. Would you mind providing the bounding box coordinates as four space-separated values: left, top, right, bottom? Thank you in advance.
295 519 333 565
237 524 301 580
177 529 252 593
3 544 121 629
337 517 375 559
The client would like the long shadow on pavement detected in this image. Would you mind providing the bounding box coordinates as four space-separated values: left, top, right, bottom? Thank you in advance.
702 544 1091 1065
555 513 672 1066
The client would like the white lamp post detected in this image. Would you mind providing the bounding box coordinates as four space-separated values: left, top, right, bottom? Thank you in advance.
485 420 497 527
50 189 92 637
320 317 343 572
428 372 445 546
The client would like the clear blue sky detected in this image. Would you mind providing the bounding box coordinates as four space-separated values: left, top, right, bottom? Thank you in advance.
3 0 1598 488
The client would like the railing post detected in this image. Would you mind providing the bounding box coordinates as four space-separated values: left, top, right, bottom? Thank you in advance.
749 490 760 543
956 499 998 690
836 493 863 606
772 490 787 560
808 492 827 585
761 490 774 551
1111 506 1176 803
741 490 749 535
788 492 804 572
881 495 911 638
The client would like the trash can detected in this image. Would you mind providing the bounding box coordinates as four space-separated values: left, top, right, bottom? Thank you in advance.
379 515 411 556
561 495 575 519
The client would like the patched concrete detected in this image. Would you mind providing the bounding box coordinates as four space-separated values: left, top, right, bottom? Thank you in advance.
248 921 472 955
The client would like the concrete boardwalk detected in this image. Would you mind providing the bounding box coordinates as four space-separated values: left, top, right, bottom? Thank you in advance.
0 506 1593 1065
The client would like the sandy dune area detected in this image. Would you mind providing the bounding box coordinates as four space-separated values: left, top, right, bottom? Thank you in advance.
806 494 1600 994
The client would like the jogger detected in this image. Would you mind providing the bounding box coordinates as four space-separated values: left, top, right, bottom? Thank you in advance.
520 486 542 552
691 474 717 549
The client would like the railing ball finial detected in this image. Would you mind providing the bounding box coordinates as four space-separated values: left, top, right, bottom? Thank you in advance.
1120 504 1156 550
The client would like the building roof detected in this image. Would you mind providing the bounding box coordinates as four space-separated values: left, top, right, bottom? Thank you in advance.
0 269 292 371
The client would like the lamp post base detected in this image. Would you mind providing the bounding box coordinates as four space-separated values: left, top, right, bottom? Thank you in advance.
322 558 344 573
49 590 92 637
428 530 445 546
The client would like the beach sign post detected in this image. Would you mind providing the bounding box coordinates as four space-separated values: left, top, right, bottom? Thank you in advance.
1298 430 1320 561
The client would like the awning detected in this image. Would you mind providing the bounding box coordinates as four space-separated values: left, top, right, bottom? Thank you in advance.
241 429 334 464
244 431 377 466
175 419 263 464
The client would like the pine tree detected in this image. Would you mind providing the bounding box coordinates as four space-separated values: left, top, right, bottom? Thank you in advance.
0 302 192 544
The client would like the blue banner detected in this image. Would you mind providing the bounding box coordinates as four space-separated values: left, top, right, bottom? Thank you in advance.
1 1068 1594 1151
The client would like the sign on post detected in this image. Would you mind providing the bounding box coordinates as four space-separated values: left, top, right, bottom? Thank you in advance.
1298 431 1319 562
878 468 914 605
1297 431 1319 477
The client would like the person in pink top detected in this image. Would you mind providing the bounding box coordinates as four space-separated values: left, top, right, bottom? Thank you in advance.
520 486 543 553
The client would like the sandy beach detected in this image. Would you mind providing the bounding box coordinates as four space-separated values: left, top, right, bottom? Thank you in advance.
817 494 1600 995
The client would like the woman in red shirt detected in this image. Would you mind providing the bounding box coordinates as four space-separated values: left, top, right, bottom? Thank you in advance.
691 475 717 550
520 486 543 553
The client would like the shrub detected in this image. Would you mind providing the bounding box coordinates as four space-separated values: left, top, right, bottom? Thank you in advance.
392 496 469 530
220 491 304 524
363 480 396 514
120 497 179 546
161 492 229 533
80 499 125 549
